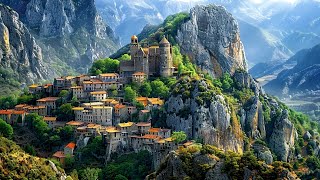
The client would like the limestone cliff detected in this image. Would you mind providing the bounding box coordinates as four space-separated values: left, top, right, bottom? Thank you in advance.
176 5 247 77
166 77 244 153
0 4 51 93
0 0 120 76
147 145 299 180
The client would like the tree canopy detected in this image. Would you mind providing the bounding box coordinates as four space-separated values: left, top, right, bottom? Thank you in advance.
124 86 137 103
89 58 120 75
171 131 187 143
0 118 13 138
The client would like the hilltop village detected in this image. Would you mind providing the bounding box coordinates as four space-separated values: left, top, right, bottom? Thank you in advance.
0 36 184 169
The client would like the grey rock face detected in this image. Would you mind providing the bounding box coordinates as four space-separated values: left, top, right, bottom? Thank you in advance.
176 5 247 78
269 110 296 162
240 96 266 140
166 79 244 153
253 143 273 164
0 4 50 84
155 152 188 180
0 0 120 77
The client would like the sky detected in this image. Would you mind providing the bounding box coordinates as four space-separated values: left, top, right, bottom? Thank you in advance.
248 0 300 4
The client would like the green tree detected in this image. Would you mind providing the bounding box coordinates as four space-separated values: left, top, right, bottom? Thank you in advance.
150 79 169 99
89 58 120 75
0 95 17 109
139 82 152 97
115 174 128 180
17 94 34 104
111 90 118 97
59 90 69 98
171 131 187 143
124 86 137 103
79 168 102 180
65 154 75 169
118 54 131 61
24 144 36 156
0 118 13 138
56 103 74 121
70 169 79 180
221 73 234 92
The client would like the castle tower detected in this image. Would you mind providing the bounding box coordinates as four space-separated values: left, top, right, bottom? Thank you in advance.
130 35 139 59
159 37 173 77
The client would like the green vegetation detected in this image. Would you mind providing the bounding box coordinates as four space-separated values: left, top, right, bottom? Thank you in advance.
150 79 170 99
89 58 120 75
139 82 152 97
0 118 13 138
155 145 297 180
79 167 102 180
171 131 187 143
55 103 74 121
124 86 137 103
0 95 17 109
0 137 65 179
117 54 130 61
25 113 74 150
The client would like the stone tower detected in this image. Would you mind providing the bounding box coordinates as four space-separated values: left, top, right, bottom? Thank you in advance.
159 37 173 77
130 35 139 59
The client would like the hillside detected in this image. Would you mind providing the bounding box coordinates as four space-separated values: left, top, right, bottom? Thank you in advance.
0 137 66 179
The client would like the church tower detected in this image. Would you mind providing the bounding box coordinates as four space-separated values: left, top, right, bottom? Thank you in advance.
159 37 174 77
130 35 139 59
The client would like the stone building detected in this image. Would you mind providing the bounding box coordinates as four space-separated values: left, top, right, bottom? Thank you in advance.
120 36 175 81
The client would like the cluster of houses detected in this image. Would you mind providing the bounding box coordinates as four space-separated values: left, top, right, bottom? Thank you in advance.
0 35 183 168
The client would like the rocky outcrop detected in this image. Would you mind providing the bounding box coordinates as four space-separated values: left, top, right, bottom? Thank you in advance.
269 110 296 162
252 143 273 165
0 4 50 85
166 77 244 153
0 0 120 76
176 5 247 78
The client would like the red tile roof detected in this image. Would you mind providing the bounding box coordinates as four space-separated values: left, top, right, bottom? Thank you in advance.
0 110 12 115
136 122 151 127
65 142 76 149
53 151 65 158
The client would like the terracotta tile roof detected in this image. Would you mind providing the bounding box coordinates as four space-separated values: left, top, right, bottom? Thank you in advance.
183 141 193 147
71 86 83 89
72 107 84 111
92 106 112 109
106 127 121 133
148 98 164 105
118 122 134 128
0 110 13 115
140 110 150 113
148 128 161 133
66 121 84 126
90 91 107 95
165 137 174 142
29 84 39 88
133 72 146 76
53 151 65 158
115 104 126 109
12 110 26 115
87 124 101 129
15 104 27 108
142 134 160 140
37 97 60 102
43 116 57 121
99 73 119 77
65 142 76 149
136 97 148 101
136 122 151 127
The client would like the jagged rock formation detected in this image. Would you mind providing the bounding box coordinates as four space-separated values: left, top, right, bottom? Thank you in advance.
176 5 247 77
147 146 299 180
0 0 119 78
0 4 51 91
166 77 244 153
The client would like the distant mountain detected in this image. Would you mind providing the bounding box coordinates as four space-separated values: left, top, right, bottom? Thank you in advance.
0 0 120 74
264 44 320 97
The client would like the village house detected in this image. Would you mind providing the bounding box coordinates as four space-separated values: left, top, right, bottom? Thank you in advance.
71 86 84 100
73 106 113 126
52 142 76 166
114 104 127 123
148 128 171 138
28 84 43 94
139 110 151 122
102 99 120 107
53 76 76 94
15 104 47 116
89 91 107 101
136 122 151 135
36 97 60 115
97 73 120 82
132 72 147 84
43 116 57 129
0 110 26 126
83 79 122 92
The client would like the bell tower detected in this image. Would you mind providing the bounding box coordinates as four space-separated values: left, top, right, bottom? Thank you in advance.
130 35 139 59
159 37 173 77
